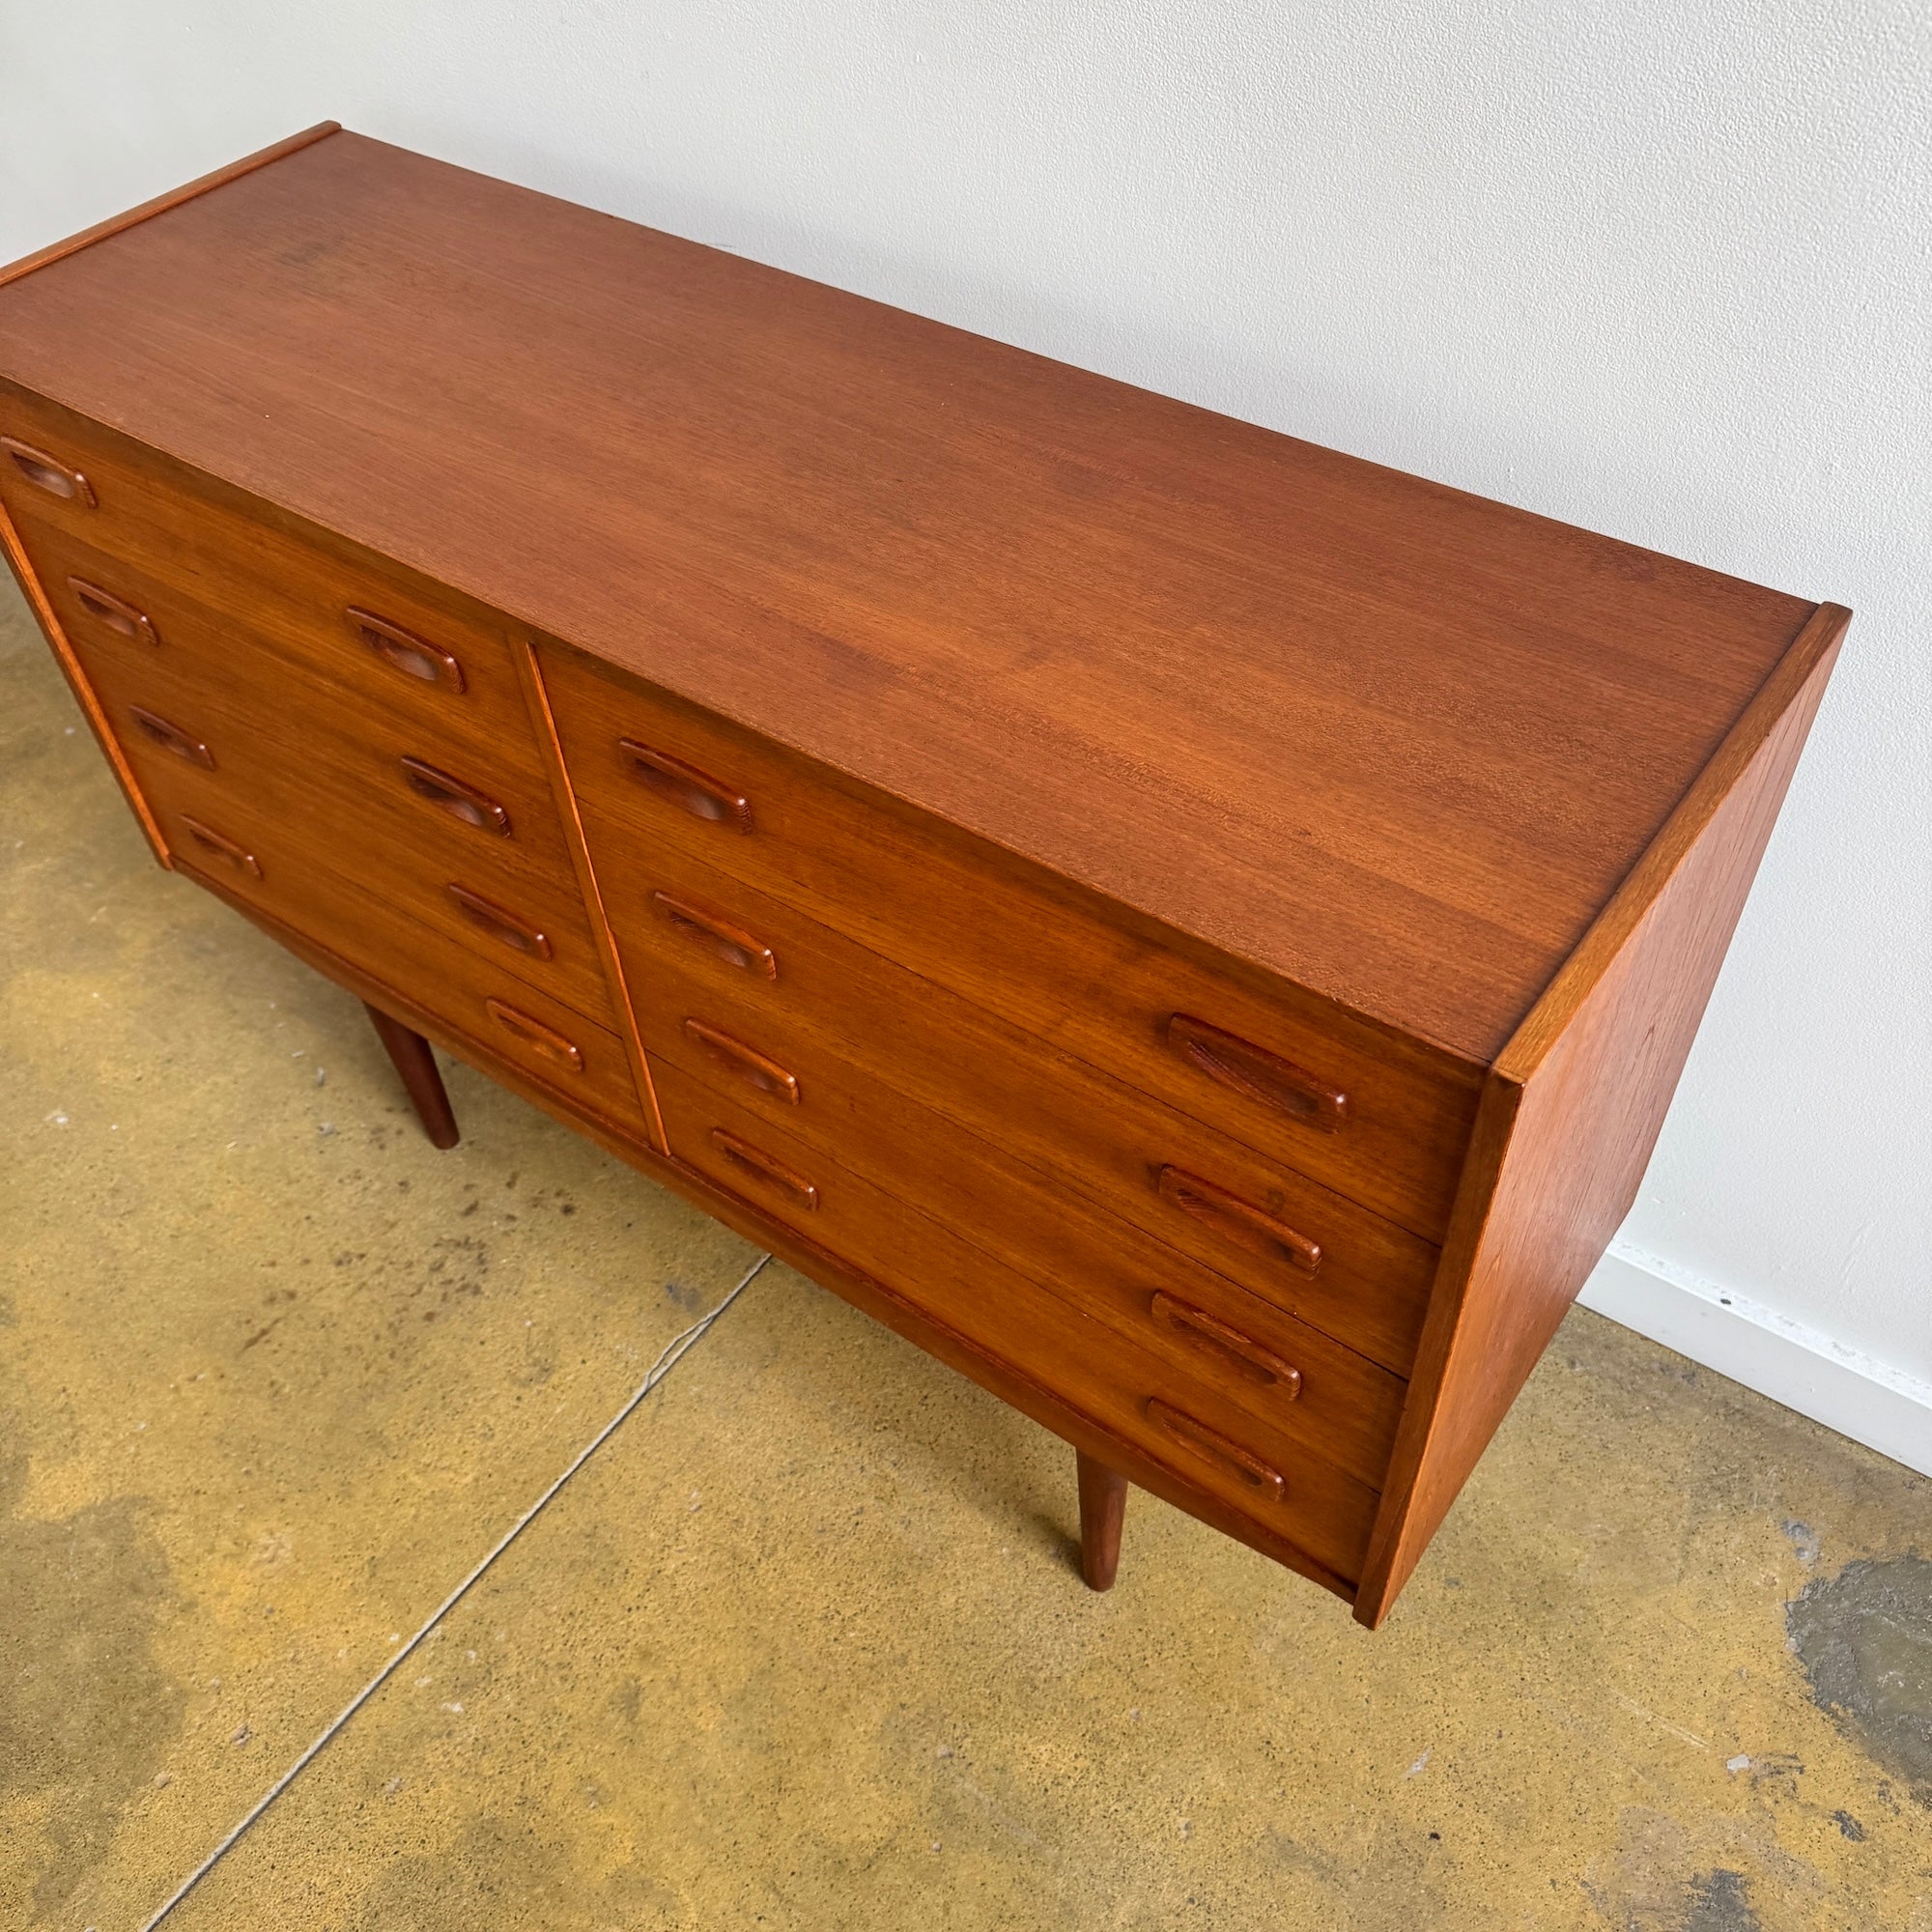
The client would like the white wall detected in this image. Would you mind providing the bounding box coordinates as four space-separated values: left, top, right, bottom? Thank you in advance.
5 3 1927 1462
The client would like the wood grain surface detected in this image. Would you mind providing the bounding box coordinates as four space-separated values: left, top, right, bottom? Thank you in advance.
541 637 1480 1239
1352 606 1849 1625
363 1001 462 1150
0 388 553 798
153 763 652 1138
652 1055 1384 1584
0 128 1819 1062
17 516 621 1031
639 965 1408 1483
583 800 1442 1372
1076 1453 1129 1591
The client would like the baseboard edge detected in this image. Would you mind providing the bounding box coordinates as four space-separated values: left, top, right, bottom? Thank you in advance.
1578 1243 1932 1480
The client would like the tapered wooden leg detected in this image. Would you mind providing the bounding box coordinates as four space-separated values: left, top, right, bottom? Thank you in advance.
363 1001 460 1149
1076 1450 1128 1591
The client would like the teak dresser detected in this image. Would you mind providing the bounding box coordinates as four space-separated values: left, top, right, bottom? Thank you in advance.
1 125 1847 1626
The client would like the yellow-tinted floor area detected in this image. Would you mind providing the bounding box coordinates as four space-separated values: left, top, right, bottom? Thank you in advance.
4 581 1928 1932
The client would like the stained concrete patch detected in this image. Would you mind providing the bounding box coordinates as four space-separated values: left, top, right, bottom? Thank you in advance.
1681 1868 1760 1932
0 1418 186 1923
334 1810 686 1931
1578 1805 1833 1932
1786 1555 1932 1796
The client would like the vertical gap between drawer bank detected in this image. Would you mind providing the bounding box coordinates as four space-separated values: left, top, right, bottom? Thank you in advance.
511 634 670 1153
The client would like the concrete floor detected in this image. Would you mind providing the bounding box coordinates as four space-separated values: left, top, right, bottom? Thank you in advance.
3 580 1928 1931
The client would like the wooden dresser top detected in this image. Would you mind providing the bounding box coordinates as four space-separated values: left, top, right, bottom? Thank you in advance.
0 128 1821 1065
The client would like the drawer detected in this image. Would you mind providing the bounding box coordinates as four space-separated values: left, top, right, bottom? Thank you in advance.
21 519 622 1032
120 755 649 1141
0 392 548 790
590 809 1437 1375
538 639 1480 1243
19 510 578 889
652 980 1404 1485
652 1058 1382 1583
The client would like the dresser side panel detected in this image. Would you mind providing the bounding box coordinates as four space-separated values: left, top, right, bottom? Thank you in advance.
1353 619 1843 1626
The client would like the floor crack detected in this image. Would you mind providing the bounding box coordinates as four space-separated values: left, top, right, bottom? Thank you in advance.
138 1251 771 1930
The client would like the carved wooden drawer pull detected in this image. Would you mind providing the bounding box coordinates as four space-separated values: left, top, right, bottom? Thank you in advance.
2 436 95 505
682 1018 800 1103
1167 1014 1348 1132
484 998 582 1071
446 884 552 959
1155 1166 1322 1274
70 577 158 645
651 891 778 978
179 814 261 878
619 738 752 831
128 704 214 769
1147 1399 1287 1501
1149 1291 1301 1394
348 608 466 691
399 756 511 835
709 1128 819 1209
